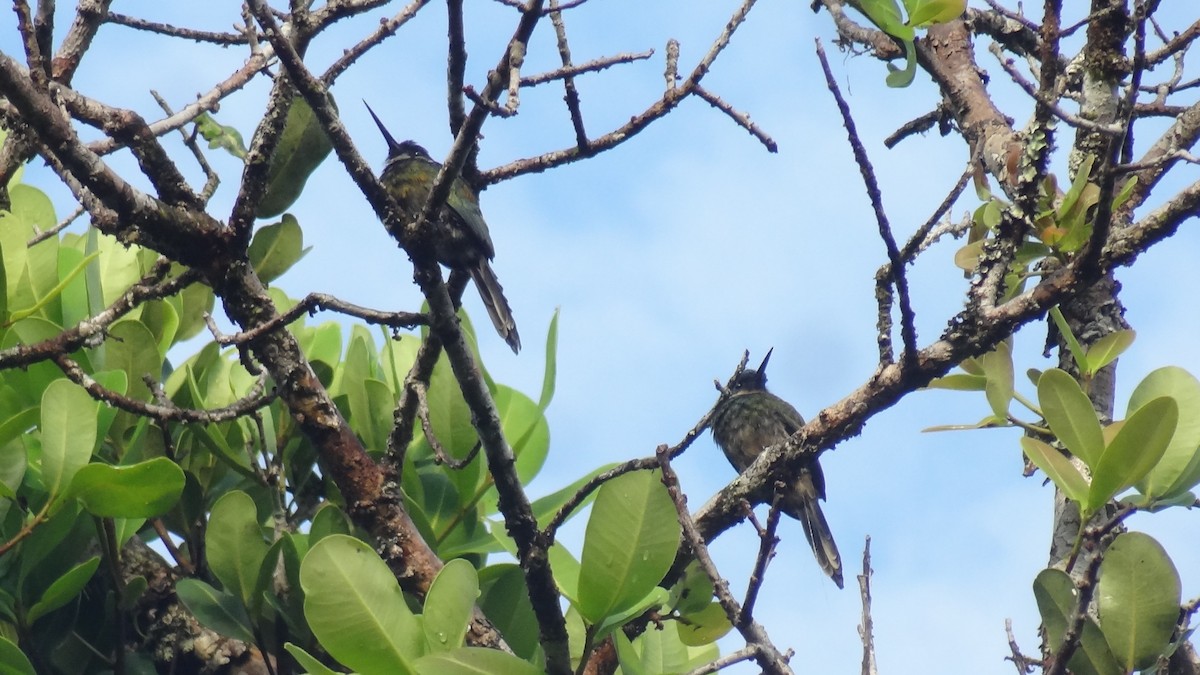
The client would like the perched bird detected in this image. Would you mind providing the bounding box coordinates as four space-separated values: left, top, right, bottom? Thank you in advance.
710 349 843 588
365 103 520 353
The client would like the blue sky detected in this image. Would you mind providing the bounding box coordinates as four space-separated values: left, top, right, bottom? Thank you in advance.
8 1 1200 671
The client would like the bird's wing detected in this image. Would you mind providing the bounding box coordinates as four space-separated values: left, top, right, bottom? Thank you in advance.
446 178 496 259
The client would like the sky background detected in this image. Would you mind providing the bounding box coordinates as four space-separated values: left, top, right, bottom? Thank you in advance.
6 1 1200 672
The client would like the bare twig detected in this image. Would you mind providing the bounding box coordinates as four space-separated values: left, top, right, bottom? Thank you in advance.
740 495 782 622
656 444 795 675
53 353 276 423
857 537 878 675
104 12 250 44
1004 618 1038 673
203 293 426 347
816 39 917 366
693 85 777 152
520 49 654 88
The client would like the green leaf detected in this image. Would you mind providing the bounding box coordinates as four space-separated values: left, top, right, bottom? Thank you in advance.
300 534 422 673
103 319 162 403
478 564 539 661
175 578 255 643
284 644 340 675
613 629 650 675
924 373 987 391
423 559 478 653
577 470 682 624
1112 175 1138 212
980 341 1014 420
1038 368 1105 469
5 251 99 323
1098 532 1181 671
1033 568 1122 675
39 379 98 500
0 634 35 675
206 491 269 608
885 41 918 88
857 0 913 39
549 543 582 605
248 214 308 283
26 556 99 623
414 647 543 675
668 561 714 616
1088 396 1177 513
194 112 247 159
1049 306 1088 372
539 308 559 411
1082 329 1135 375
69 457 184 517
1020 437 1088 504
309 503 352 546
1131 367 1200 500
530 464 617 530
256 96 335 218
675 602 733 647
594 587 669 638
904 0 965 26
1058 155 1096 221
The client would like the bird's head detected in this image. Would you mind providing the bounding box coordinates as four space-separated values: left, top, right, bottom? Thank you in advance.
364 101 431 162
730 348 773 393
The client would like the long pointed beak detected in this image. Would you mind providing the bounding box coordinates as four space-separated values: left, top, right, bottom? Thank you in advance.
757 348 774 375
363 100 402 155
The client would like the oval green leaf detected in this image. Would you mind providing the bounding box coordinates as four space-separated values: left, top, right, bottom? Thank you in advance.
577 470 681 624
27 556 99 623
1083 329 1135 376
256 97 335 218
176 578 255 643
249 214 308 283
1033 568 1122 675
39 379 98 499
1098 532 1181 671
423 559 478 653
676 602 733 647
479 564 540 661
1131 367 1200 500
206 491 269 607
1088 396 1177 513
1020 437 1088 504
1039 368 1105 469
980 341 1014 419
300 534 421 673
69 457 184 517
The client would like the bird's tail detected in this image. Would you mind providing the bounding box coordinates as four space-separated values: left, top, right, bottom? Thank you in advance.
787 474 844 589
469 261 521 354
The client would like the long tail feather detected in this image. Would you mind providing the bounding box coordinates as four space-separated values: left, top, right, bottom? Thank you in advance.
469 261 521 354
785 473 844 588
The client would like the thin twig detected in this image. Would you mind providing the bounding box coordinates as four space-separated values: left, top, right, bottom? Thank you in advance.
693 85 777 152
655 444 794 675
53 353 276 423
816 39 917 366
202 293 426 347
740 494 781 623
857 536 878 675
1004 618 1038 673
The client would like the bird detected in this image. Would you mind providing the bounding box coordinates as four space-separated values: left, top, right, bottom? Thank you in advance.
710 349 843 588
365 103 520 354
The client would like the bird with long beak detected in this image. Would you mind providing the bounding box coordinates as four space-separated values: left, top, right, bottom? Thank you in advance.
364 103 520 353
710 349 843 587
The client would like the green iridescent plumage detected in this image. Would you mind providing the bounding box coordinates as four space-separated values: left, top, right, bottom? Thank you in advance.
711 350 843 588
366 104 520 353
